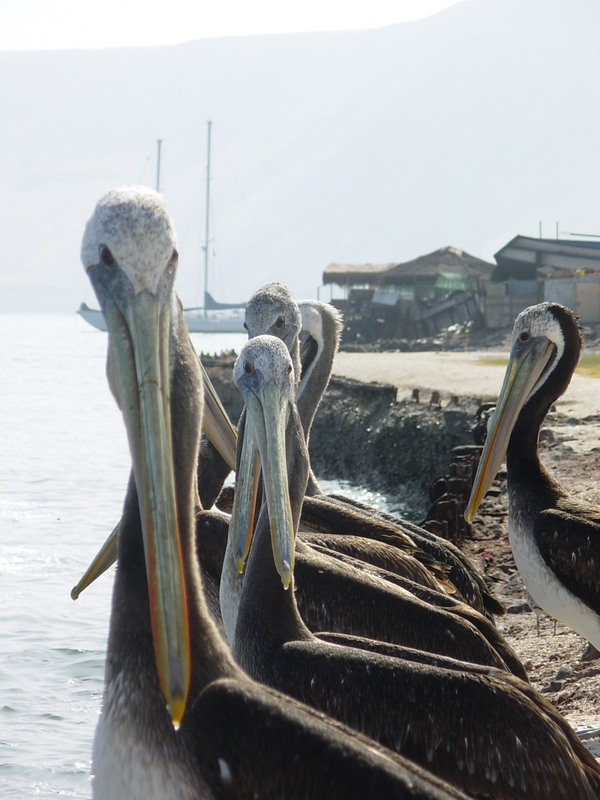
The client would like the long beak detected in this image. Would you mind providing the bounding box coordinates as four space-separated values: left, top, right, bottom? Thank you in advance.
230 415 261 573
71 363 236 600
464 336 556 523
200 360 238 470
230 384 294 589
70 520 120 600
102 282 190 726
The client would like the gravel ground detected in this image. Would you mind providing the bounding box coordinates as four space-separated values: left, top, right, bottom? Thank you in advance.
332 350 600 755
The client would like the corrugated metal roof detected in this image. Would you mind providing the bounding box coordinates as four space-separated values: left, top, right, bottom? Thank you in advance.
493 235 600 281
495 235 600 262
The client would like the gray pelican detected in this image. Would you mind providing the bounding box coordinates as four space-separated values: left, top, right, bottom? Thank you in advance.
242 282 503 619
82 186 473 800
72 283 480 637
465 302 600 650
217 290 526 673
75 284 495 620
75 281 516 677
196 284 338 504
244 283 342 495
228 333 600 800
218 325 524 676
243 289 463 592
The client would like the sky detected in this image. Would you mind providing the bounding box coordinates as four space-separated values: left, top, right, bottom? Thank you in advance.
0 0 463 50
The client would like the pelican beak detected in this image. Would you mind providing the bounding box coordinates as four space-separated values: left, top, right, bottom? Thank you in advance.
70 521 120 600
464 335 556 523
200 361 238 470
71 361 236 600
230 415 261 573
89 263 190 727
231 383 294 589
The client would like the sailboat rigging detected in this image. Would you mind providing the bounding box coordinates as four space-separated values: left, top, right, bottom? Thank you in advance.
78 123 246 333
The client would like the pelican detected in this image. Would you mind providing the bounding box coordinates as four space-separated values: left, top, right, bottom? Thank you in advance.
243 288 465 593
73 425 516 675
72 283 474 620
228 333 600 800
241 282 504 619
82 186 475 800
74 283 498 621
218 290 526 672
244 283 341 495
465 301 600 650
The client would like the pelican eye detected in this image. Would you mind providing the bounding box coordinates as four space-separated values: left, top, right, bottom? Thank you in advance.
518 331 530 343
99 245 115 267
275 315 285 329
244 361 253 374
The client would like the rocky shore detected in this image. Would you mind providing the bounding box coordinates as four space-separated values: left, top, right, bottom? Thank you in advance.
203 351 490 517
203 346 600 748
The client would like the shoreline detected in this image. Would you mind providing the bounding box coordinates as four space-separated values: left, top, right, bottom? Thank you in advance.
206 346 600 753
331 351 600 745
332 349 600 418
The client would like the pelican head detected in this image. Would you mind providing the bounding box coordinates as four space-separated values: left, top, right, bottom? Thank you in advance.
229 335 297 590
81 186 190 726
244 283 302 383
465 302 581 523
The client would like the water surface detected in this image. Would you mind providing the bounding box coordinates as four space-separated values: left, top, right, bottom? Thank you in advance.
0 315 405 798
0 317 247 798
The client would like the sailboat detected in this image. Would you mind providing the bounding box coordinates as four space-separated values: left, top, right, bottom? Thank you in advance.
78 294 245 333
77 123 246 334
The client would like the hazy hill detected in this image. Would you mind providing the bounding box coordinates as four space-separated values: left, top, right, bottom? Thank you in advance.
1 0 599 313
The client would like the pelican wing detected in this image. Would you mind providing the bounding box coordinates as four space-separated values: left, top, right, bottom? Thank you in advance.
190 677 471 799
536 508 600 610
272 640 600 800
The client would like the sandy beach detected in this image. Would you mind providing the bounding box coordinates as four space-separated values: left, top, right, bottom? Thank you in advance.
333 350 598 418
333 350 600 459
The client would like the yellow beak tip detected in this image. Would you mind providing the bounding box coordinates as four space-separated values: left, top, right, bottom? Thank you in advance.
280 563 292 590
464 505 476 524
234 556 245 574
168 693 187 728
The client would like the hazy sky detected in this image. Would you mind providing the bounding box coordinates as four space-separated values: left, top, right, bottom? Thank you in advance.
1 0 463 49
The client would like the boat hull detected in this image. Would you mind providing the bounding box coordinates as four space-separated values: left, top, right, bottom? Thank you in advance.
78 303 245 334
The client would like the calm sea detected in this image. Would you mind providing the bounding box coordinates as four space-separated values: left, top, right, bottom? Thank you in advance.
0 314 403 799
0 315 246 799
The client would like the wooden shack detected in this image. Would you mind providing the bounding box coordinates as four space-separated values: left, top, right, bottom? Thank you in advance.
323 247 494 340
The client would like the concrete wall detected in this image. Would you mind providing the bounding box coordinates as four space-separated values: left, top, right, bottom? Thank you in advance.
484 280 539 328
543 276 600 322
485 275 600 326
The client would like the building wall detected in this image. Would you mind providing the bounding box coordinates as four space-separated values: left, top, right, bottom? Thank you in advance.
576 281 600 323
485 275 600 327
544 276 600 323
483 280 540 328
543 278 577 311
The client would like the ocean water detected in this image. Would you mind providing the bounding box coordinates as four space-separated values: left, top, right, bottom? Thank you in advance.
0 315 248 799
0 315 407 798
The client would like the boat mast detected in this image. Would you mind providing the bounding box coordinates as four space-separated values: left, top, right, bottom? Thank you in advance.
203 121 212 316
156 139 162 191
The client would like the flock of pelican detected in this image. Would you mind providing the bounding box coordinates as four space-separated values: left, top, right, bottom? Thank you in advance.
76 185 600 798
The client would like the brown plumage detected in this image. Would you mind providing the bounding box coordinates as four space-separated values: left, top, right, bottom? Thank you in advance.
466 302 600 650
229 333 600 800
84 186 470 800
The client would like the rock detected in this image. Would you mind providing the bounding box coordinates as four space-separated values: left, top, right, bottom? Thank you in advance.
555 664 575 680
